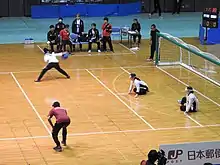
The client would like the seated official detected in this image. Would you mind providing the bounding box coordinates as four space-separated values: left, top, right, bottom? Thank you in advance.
60 24 72 52
131 18 141 47
128 73 149 98
47 25 59 52
178 86 199 114
88 23 101 53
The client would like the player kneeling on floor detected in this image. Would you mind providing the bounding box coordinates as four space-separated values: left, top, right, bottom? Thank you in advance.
178 86 199 114
35 48 70 82
128 73 149 98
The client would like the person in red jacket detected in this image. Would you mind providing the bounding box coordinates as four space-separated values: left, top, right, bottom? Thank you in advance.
60 24 72 52
102 17 114 52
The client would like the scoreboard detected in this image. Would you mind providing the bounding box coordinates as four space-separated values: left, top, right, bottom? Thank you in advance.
202 8 219 28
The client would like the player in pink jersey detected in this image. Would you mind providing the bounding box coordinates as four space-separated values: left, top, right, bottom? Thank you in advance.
48 101 70 152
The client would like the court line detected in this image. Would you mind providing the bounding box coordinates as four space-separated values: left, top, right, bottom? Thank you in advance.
119 43 136 55
156 66 220 107
120 67 204 127
0 65 153 75
0 124 219 141
37 44 133 56
85 69 155 130
10 72 51 135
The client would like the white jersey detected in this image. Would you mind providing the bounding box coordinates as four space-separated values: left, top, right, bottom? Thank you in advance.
186 93 199 112
44 52 63 63
129 79 148 93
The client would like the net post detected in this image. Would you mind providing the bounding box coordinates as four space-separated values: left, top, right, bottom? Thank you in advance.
155 32 160 65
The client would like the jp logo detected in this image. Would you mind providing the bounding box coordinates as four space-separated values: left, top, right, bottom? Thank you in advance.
168 150 183 159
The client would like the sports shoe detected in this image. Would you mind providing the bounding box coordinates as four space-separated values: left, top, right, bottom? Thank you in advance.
148 14 152 19
53 146 62 152
61 141 67 146
88 50 91 53
98 50 101 53
34 80 40 82
67 76 70 79
177 100 181 104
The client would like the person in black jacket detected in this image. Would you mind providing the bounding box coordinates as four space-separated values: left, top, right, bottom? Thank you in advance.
47 25 59 52
172 0 183 15
131 19 141 47
148 24 160 61
72 14 84 51
87 23 101 53
55 17 65 52
55 17 65 34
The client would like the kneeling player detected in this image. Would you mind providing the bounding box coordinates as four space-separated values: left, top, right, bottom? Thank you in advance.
178 86 199 114
35 48 70 82
128 73 149 98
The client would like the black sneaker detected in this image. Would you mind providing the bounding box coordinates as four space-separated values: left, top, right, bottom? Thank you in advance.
61 141 67 146
67 76 70 79
53 146 62 152
34 80 40 82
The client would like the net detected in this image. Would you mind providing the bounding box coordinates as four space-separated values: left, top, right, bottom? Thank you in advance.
155 32 220 87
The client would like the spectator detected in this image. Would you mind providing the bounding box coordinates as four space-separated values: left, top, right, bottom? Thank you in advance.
87 23 101 53
60 24 72 52
72 13 84 51
172 0 183 15
149 0 162 18
102 17 114 52
131 18 141 47
55 17 65 34
47 25 59 52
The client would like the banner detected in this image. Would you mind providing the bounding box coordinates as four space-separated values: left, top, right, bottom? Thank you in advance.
159 141 220 165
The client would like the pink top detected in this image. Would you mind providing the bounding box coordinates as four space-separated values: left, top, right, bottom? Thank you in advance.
48 107 70 123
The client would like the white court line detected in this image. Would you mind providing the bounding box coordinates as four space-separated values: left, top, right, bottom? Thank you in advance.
10 72 51 135
0 124 219 141
156 66 220 107
37 44 133 57
37 44 44 53
120 67 204 127
119 43 136 55
85 69 155 130
0 65 153 75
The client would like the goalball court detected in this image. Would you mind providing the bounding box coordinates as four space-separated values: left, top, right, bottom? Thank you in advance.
0 38 219 165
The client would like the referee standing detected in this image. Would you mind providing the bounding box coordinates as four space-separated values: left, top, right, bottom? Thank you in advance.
35 48 70 82
48 101 71 152
147 24 160 61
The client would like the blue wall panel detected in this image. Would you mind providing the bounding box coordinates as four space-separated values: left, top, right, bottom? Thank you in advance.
31 5 59 18
118 2 141 16
86 4 118 17
31 2 141 18
59 4 87 17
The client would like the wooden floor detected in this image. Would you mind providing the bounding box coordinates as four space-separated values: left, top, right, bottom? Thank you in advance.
0 39 219 165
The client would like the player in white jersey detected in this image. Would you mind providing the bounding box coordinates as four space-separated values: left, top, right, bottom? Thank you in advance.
35 48 70 82
128 73 149 98
178 86 199 114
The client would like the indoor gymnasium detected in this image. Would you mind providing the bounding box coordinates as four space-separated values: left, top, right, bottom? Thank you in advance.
0 0 220 165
